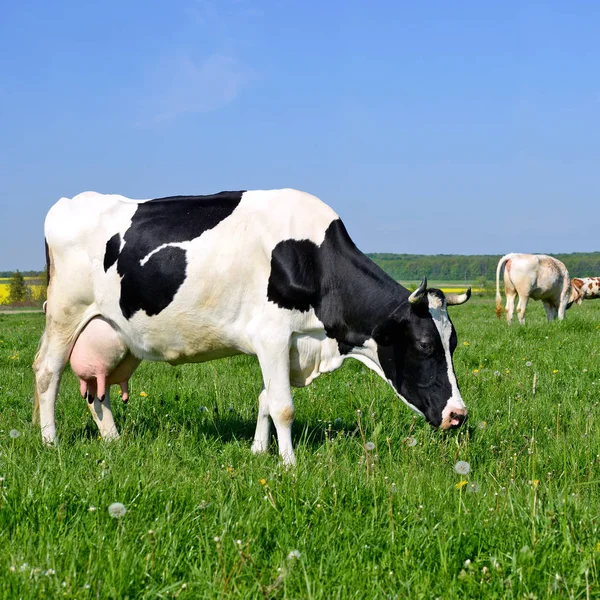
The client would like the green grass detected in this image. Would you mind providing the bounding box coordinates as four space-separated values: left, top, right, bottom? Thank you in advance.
1 299 600 598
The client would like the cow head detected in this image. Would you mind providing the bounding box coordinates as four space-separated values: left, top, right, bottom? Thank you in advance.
570 278 584 306
372 278 470 430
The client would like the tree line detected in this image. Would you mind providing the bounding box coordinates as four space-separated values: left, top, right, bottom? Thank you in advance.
367 252 600 281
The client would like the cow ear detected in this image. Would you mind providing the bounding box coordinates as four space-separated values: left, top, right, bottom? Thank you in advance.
372 318 401 346
573 278 583 290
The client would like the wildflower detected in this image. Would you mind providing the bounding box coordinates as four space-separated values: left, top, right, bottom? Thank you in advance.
199 406 208 412
139 391 148 397
107 502 127 518
463 341 470 346
454 461 470 475
505 369 510 374
467 482 480 493
259 478 267 486
88 506 97 512
553 370 559 374
9 566 15 572
365 441 375 451
45 569 56 576
9 429 20 439
455 480 468 489
287 550 301 560
584 369 588 373
477 421 486 429
472 369 479 374
532 480 539 487
213 536 220 543
526 361 532 367
334 417 342 426
494 371 501 377
406 437 417 447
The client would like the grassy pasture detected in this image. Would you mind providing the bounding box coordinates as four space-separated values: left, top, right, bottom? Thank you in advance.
1 298 600 598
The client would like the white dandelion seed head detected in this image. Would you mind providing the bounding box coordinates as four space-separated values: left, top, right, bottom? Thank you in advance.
107 502 127 518
365 441 375 451
287 550 301 560
88 506 97 512
454 461 471 475
467 482 480 493
526 361 532 367
9 429 20 439
214 536 220 543
406 437 417 447
477 421 486 430
494 371 501 377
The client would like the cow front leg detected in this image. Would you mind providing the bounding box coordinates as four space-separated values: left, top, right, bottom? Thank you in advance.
255 341 296 466
543 301 558 322
86 388 120 441
33 330 70 445
251 386 270 455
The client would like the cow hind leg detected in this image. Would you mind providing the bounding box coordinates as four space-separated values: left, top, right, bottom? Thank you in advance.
33 329 71 445
505 292 516 324
254 338 296 466
516 295 529 325
85 388 120 441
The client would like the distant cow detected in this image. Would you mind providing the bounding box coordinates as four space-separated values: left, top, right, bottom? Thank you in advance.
572 277 600 300
34 189 471 465
495 253 582 324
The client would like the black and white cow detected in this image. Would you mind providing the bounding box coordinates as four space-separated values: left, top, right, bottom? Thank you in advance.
34 189 471 464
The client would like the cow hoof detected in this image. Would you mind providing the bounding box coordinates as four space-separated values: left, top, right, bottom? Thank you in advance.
87 393 94 404
99 394 105 403
122 397 128 404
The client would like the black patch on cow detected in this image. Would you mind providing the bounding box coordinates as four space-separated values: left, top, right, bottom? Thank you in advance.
109 191 244 319
45 239 51 286
104 233 121 272
268 219 401 354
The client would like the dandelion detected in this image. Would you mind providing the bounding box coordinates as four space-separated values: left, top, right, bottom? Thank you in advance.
406 437 417 447
505 369 510 374
553 369 559 374
107 502 127 518
472 369 479 374
198 406 208 412
287 550 301 560
213 536 220 543
455 480 468 489
584 369 588 373
88 506 97 512
494 371 501 377
139 391 148 397
45 569 56 576
467 482 480 493
259 478 267 486
365 441 375 451
463 341 470 346
454 461 470 475
9 429 20 439
334 417 342 426
526 361 532 367
477 421 486 429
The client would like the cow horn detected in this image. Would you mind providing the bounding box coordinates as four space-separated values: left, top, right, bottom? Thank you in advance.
408 277 428 304
446 287 471 306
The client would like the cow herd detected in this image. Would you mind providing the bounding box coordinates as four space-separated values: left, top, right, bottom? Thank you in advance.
31 189 599 464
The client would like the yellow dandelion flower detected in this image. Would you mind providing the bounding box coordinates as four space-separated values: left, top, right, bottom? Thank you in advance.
455 480 468 489
463 341 470 346
505 369 510 374
472 369 479 374
552 370 559 374
532 480 539 487
259 478 267 486
140 391 148 397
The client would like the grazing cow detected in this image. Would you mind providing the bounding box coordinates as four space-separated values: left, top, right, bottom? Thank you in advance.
572 277 600 300
495 253 582 324
34 189 471 464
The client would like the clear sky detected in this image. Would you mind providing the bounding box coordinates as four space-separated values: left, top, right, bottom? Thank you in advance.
1 0 599 270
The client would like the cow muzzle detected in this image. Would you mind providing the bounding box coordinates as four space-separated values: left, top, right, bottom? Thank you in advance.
440 407 468 430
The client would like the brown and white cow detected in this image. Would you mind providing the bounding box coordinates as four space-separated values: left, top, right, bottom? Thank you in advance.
495 253 583 324
572 277 600 300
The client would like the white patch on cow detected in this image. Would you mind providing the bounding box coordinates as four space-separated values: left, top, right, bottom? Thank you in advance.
139 242 189 267
427 293 466 424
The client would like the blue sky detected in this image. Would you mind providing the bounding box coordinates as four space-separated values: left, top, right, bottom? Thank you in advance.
1 0 599 270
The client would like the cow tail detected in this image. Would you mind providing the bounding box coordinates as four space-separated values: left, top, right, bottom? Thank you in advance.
495 254 511 319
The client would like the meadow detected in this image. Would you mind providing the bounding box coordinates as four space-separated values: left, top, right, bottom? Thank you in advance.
1 296 600 598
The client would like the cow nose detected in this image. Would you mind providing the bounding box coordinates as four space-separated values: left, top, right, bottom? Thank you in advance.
449 410 467 428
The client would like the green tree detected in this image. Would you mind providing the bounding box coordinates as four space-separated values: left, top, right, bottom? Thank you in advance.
8 270 31 304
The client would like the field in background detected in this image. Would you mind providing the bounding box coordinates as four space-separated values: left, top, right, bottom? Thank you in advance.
1 298 600 598
0 277 43 305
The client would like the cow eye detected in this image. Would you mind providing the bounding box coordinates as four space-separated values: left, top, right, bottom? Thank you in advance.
416 340 434 353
